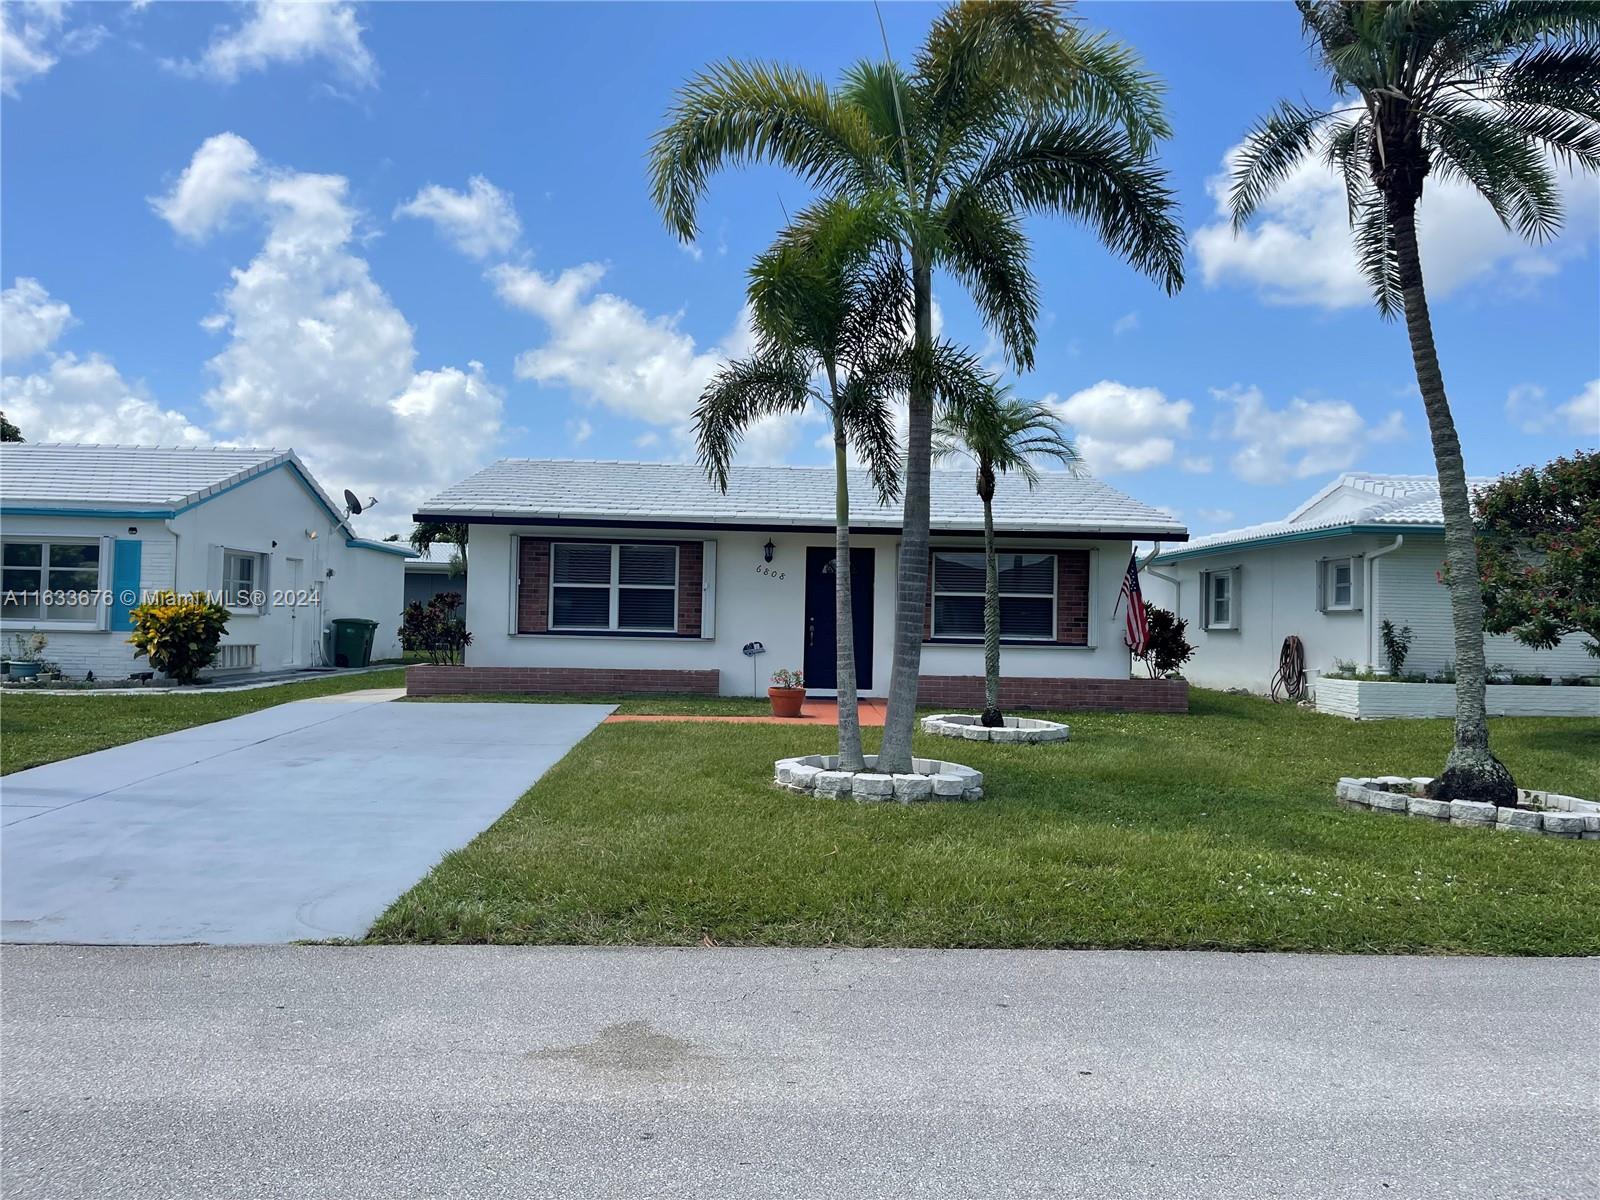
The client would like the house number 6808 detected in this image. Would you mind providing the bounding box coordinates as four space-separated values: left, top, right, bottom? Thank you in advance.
756 564 786 580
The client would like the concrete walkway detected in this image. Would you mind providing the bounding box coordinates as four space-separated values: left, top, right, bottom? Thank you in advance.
1 946 1592 1199
1 694 611 943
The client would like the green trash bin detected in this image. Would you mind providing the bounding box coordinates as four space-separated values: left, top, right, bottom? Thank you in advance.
329 617 379 668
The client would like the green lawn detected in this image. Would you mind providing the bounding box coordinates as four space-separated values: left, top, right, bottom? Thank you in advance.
0 668 406 774
369 689 1600 955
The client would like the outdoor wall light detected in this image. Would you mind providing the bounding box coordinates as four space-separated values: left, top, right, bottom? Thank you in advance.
764 538 776 563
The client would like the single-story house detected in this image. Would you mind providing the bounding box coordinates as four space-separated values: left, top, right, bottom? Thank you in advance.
409 459 1190 711
1142 472 1597 692
0 443 415 679
404 547 467 610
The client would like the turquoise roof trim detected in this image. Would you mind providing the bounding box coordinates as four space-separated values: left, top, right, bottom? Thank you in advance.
1149 524 1441 564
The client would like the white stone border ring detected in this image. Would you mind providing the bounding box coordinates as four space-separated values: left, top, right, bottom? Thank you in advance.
920 714 1069 743
775 754 984 803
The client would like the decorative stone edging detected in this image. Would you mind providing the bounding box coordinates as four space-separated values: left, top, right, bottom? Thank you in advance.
775 754 983 803
920 714 1069 744
1334 776 1600 840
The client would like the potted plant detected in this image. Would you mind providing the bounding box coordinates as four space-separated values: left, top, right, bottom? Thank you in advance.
768 667 806 717
2 632 48 681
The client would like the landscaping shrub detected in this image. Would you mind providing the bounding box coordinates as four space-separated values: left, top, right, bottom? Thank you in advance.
1379 619 1414 676
399 592 472 665
127 591 230 684
1135 607 1194 679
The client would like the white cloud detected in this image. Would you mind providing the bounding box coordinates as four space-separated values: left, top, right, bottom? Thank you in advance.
149 133 503 534
1111 311 1139 336
395 176 521 261
180 0 376 87
1 277 74 362
1 1 63 97
149 132 263 241
1181 455 1213 474
565 416 592 445
1194 141 1600 309
1 349 210 446
1045 380 1192 474
1508 379 1600 439
1196 507 1235 527
1216 384 1404 484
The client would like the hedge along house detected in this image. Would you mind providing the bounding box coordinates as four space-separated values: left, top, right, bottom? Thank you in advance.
0 443 416 679
408 459 1190 711
1141 472 1599 694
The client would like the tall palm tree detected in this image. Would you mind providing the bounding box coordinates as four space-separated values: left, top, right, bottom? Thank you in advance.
1228 0 1600 805
652 0 1184 772
935 387 1079 727
695 197 910 771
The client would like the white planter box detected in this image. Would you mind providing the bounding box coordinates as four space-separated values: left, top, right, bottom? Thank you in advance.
1315 676 1600 720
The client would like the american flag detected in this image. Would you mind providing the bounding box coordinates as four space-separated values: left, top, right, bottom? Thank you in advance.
1117 552 1150 656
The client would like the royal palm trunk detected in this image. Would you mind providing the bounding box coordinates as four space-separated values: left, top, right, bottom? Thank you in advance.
830 396 866 772
878 258 935 773
1391 195 1516 805
979 471 1002 726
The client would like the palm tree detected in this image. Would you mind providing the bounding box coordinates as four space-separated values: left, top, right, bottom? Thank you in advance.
695 197 909 771
1228 0 1600 805
409 521 468 578
652 0 1184 772
935 387 1079 727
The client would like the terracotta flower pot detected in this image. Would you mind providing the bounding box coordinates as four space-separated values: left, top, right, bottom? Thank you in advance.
768 686 806 718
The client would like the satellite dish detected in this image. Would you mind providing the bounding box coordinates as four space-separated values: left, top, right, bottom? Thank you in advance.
343 489 363 516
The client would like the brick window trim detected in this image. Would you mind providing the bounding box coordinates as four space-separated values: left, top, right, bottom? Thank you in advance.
923 547 1092 647
516 537 706 638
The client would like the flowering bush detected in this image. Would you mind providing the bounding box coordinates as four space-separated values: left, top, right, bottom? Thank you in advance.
399 592 472 665
770 667 804 689
128 591 230 684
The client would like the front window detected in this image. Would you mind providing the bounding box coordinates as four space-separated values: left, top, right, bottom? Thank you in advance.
932 551 1055 640
222 550 263 610
1208 571 1233 629
2 539 102 624
551 542 678 632
1326 558 1355 611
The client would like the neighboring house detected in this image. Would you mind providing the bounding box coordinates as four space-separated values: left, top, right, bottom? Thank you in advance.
0 443 416 678
409 459 1190 711
404 546 467 610
1142 472 1597 692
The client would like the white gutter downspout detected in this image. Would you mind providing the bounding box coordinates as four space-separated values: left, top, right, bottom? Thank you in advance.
1364 534 1405 670
1141 544 1182 616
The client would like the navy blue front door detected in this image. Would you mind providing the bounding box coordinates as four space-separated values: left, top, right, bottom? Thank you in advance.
803 546 873 691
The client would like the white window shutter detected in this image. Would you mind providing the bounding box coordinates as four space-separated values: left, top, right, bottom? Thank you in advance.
206 544 224 597
1230 567 1242 629
256 553 271 613
1351 556 1365 612
1315 558 1327 613
1198 570 1211 630
700 539 717 638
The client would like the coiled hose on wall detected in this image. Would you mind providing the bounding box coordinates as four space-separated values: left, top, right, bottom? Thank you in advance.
1270 635 1308 703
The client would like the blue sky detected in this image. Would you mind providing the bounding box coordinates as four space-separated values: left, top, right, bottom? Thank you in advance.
2 0 1596 540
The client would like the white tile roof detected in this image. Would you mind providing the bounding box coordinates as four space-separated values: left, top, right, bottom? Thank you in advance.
1153 472 1477 560
1 443 291 510
416 459 1188 539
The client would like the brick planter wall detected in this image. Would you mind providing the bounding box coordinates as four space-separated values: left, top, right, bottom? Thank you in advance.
407 665 720 697
915 675 1188 713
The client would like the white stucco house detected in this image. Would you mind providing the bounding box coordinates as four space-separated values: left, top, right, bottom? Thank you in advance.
0 443 415 679
406 459 1191 712
1142 473 1598 696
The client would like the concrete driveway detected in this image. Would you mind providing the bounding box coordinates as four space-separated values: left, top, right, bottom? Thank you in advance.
0 694 611 944
2 946 1593 1199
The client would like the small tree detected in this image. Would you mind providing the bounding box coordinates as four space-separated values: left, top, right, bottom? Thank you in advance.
0 411 21 442
1476 451 1599 659
1379 619 1414 676
128 592 230 684
409 522 468 578
399 592 472 666
1135 606 1194 679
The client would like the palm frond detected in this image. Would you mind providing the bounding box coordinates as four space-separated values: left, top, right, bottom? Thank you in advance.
956 117 1185 294
1353 192 1403 319
937 196 1039 371
1230 99 1340 227
693 352 813 491
649 60 885 240
1429 106 1563 239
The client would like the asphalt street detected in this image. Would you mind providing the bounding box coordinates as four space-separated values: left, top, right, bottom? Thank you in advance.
2 945 1594 1199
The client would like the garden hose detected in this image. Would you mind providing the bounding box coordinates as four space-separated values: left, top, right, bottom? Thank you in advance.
1271 635 1308 703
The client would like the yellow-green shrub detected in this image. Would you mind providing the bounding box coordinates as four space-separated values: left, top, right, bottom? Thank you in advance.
127 591 231 684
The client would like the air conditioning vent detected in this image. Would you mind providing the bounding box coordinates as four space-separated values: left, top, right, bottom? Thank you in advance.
214 644 258 671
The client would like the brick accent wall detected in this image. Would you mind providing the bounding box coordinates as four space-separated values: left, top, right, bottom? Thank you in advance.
407 665 720 697
916 675 1188 713
516 539 550 633
676 541 703 636
1056 550 1089 645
